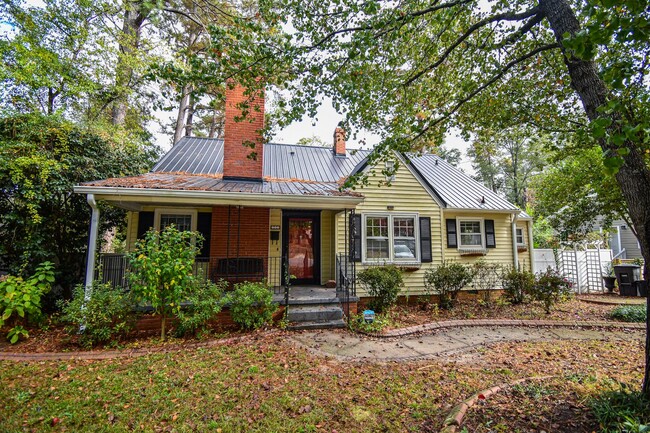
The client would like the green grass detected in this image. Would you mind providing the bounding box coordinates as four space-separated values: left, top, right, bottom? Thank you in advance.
610 305 647 323
589 383 650 432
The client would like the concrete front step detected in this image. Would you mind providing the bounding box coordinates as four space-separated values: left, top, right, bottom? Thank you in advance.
287 305 343 322
288 319 347 330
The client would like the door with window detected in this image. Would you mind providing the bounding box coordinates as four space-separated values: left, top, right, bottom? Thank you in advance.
282 211 321 285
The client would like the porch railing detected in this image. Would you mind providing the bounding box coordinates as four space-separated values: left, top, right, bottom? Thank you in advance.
96 254 286 294
336 253 356 322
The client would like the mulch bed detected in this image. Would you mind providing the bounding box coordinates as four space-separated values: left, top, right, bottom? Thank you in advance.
0 319 245 354
383 296 624 330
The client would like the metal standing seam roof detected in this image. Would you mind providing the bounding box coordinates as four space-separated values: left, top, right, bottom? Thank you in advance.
86 136 524 211
407 154 520 212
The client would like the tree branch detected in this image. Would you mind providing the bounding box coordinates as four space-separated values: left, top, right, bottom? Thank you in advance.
414 42 560 140
404 7 541 86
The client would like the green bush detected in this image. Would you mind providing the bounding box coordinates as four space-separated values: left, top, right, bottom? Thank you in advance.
0 262 55 343
356 265 404 313
58 282 135 348
589 383 650 432
423 261 474 309
531 267 573 313
610 305 647 323
225 282 277 330
174 280 228 337
501 267 536 304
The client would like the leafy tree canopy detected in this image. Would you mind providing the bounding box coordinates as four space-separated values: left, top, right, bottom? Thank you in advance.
0 113 158 298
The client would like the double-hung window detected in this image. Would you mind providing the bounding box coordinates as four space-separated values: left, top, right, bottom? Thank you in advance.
458 219 484 248
516 228 525 246
364 214 419 262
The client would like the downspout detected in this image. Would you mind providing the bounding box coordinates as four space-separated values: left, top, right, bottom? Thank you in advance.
81 194 100 332
527 220 535 273
84 194 100 301
511 213 519 270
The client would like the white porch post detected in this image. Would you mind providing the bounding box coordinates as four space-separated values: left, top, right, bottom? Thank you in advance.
527 220 535 273
511 213 519 270
84 194 100 302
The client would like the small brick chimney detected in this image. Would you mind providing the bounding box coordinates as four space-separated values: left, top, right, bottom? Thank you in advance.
333 126 346 156
223 82 265 180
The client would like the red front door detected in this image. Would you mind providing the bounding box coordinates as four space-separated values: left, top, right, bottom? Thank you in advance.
283 211 320 285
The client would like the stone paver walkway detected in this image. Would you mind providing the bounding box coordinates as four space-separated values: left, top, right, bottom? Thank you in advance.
290 324 644 362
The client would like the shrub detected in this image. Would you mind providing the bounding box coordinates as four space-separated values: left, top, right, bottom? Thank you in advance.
127 225 203 340
610 305 647 323
471 260 502 305
423 261 473 309
174 280 228 337
531 267 573 313
0 262 55 343
225 282 277 330
58 282 135 348
501 267 536 304
589 383 650 432
356 265 404 313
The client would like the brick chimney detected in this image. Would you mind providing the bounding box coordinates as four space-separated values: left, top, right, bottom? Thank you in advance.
333 126 346 156
223 82 265 180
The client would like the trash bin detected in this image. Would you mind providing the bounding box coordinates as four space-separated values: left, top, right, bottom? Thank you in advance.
634 280 648 297
614 264 641 296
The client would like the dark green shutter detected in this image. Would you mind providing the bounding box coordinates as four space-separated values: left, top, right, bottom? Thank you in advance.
136 211 154 239
350 214 362 262
446 219 457 248
419 217 432 262
197 212 212 258
485 219 496 248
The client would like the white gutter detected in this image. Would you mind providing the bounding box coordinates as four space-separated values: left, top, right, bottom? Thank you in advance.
73 186 364 207
511 212 519 270
81 194 100 332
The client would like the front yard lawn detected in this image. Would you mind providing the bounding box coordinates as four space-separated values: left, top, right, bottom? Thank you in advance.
1 333 644 432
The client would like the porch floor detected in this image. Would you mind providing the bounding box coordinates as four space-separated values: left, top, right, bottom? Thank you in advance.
273 285 358 305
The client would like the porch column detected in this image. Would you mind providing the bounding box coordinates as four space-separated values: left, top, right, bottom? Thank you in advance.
84 194 100 302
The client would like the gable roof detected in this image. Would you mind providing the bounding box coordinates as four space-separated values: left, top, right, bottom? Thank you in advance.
80 136 524 213
407 154 519 212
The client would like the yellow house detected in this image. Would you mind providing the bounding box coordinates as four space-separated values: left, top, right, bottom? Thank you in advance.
74 85 534 328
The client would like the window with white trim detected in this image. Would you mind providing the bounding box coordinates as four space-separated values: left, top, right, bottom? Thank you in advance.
154 209 197 232
516 228 525 245
458 219 483 248
364 214 419 262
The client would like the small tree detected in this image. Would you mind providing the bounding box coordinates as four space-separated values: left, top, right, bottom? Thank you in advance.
423 261 474 309
501 267 536 305
127 226 202 340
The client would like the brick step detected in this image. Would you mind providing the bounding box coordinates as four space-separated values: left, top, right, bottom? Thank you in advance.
287 305 343 322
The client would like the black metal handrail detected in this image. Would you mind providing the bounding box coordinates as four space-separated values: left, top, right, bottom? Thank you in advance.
336 252 356 323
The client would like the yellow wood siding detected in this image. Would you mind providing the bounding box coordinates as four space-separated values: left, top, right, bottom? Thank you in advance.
335 159 444 296
321 210 334 284
443 212 516 268
516 222 532 272
268 209 282 286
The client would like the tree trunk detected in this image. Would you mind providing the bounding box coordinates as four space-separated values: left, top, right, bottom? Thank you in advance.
185 93 196 137
540 0 650 397
160 315 166 341
174 84 191 144
112 2 148 126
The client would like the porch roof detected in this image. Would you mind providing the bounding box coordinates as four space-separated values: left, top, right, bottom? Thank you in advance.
74 172 364 210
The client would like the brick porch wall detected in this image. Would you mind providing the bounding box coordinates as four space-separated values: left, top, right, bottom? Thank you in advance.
210 206 269 257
